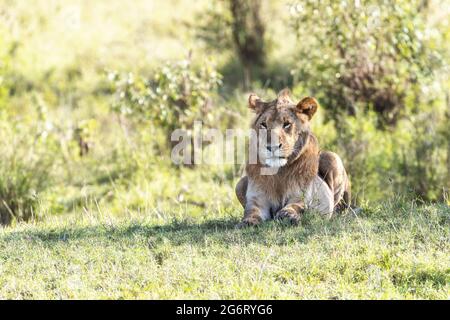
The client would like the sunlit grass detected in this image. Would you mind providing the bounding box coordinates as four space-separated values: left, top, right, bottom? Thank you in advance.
1 199 448 299
0 0 449 300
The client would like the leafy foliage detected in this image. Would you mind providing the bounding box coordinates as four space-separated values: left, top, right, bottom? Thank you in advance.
290 0 444 126
109 58 222 135
287 0 449 200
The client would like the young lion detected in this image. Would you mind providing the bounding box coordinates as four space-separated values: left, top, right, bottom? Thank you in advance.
235 89 351 227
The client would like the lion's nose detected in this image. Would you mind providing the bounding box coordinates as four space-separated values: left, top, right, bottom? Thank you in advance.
267 143 282 152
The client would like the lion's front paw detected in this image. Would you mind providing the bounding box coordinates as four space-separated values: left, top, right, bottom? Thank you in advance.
236 215 262 229
275 210 300 225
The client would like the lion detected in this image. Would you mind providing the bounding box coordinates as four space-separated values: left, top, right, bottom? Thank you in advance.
235 89 351 227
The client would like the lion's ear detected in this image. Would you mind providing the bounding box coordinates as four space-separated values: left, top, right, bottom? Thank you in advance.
296 97 319 119
248 94 265 113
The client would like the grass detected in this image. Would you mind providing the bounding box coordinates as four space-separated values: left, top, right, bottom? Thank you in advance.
0 0 449 300
1 199 448 299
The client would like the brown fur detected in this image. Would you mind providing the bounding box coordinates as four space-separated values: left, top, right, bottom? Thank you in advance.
236 89 351 227
319 151 351 210
245 133 319 199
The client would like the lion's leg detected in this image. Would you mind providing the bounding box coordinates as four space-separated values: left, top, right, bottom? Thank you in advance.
236 179 271 228
275 176 334 225
235 176 248 209
237 201 270 228
305 176 334 216
274 202 305 225
319 151 351 211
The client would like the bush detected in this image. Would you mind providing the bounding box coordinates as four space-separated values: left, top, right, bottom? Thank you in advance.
0 120 54 225
289 0 449 201
311 102 450 202
109 57 222 138
289 0 444 126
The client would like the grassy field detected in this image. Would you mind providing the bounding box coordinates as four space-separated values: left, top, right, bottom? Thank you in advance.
0 0 449 300
1 198 448 299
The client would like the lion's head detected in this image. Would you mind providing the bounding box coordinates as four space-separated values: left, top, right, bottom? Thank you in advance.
248 89 319 168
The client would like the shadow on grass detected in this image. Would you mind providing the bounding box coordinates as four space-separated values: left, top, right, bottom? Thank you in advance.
1 214 344 247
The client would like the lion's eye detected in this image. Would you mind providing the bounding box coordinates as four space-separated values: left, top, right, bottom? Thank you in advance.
260 122 267 129
283 122 291 129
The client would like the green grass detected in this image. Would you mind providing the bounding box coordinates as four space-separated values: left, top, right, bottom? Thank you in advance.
0 0 449 300
1 199 448 299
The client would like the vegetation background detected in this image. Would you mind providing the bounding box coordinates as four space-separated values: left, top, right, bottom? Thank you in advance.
0 0 449 299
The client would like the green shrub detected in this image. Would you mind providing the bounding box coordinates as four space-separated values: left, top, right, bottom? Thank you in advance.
0 120 54 225
311 101 450 202
289 0 444 126
109 58 222 138
289 0 449 200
